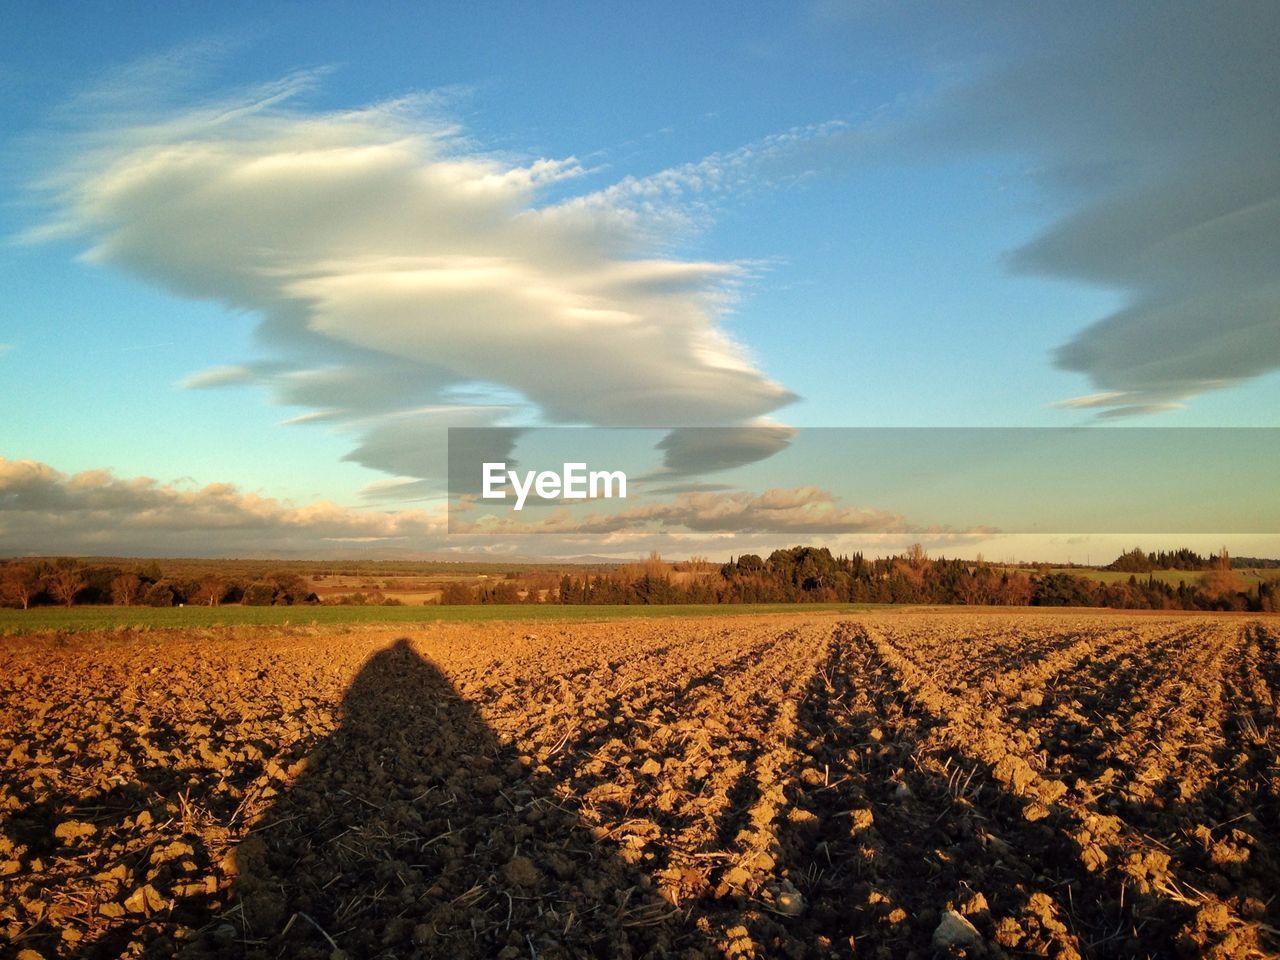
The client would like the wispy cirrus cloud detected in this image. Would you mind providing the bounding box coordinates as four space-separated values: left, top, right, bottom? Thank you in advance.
1050 392 1186 420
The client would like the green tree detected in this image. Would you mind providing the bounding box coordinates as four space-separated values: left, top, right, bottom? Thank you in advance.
143 581 176 607
440 582 474 605
242 581 278 606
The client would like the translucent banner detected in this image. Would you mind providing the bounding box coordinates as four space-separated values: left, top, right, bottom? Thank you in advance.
447 427 1280 535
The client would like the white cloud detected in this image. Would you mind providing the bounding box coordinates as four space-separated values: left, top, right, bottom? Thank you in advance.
180 364 261 389
1050 392 1186 419
0 456 957 559
32 77 826 493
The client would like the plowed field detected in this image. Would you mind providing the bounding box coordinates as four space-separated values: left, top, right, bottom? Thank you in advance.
2 612 1277 959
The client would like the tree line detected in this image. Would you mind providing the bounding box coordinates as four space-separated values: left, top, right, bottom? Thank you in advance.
0 559 315 609
3 546 1277 612
548 546 1279 612
1107 546 1280 572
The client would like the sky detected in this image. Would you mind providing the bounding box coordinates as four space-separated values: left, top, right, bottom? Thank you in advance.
1 1 1278 561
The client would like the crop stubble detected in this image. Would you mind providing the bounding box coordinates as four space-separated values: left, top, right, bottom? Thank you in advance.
1 613 1276 958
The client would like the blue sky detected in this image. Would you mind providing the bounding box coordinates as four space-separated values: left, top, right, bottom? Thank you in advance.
2 2 1277 558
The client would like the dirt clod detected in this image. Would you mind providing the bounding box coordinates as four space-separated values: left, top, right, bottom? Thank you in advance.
1 612 1276 959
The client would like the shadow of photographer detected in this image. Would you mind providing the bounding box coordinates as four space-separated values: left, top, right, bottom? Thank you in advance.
180 638 702 960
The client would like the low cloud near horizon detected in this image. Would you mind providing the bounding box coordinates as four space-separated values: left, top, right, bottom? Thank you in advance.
7 455 1273 563
0 457 446 557
455 485 910 537
0 456 934 558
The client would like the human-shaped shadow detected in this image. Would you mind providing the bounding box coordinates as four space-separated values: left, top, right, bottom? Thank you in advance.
181 639 703 959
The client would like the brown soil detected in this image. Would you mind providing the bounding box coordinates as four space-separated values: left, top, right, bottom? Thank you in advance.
1 613 1277 959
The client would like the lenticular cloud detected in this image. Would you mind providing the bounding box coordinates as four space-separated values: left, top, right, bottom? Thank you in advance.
38 79 796 494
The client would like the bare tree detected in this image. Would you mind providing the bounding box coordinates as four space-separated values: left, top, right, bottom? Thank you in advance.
642 551 667 579
1200 547 1242 601
194 576 226 607
48 559 87 608
111 573 142 606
